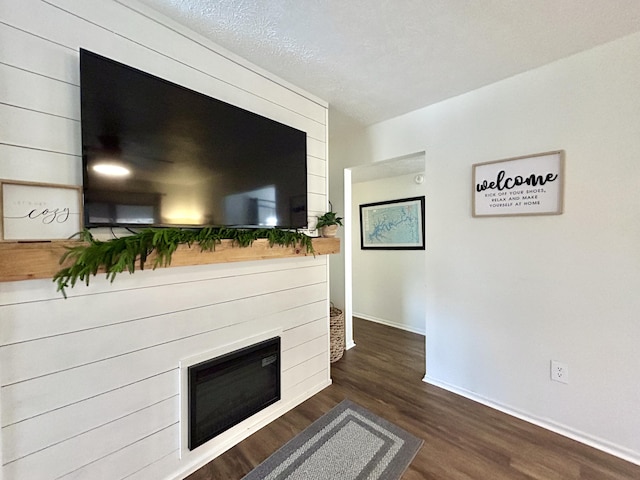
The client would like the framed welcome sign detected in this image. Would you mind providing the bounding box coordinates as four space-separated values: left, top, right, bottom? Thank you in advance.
472 150 565 217
1 180 83 241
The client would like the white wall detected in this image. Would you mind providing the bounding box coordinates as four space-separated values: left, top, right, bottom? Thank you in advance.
334 32 640 463
351 174 426 334
0 1 330 479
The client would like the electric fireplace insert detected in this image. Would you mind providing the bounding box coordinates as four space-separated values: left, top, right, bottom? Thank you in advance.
188 337 281 450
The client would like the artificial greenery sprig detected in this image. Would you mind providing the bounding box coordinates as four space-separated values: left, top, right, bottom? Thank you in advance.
53 227 315 297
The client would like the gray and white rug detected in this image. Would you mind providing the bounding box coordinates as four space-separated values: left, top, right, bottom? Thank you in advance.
242 399 423 480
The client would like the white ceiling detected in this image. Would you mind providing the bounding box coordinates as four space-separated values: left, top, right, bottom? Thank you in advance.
137 0 640 126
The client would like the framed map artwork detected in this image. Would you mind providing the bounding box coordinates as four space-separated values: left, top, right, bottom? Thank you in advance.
359 196 425 250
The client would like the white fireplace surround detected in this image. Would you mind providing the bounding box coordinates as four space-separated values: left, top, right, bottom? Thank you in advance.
179 328 283 459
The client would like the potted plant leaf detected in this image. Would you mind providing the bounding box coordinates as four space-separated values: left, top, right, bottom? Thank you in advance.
316 204 343 238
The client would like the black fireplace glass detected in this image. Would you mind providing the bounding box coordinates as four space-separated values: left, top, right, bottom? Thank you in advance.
188 337 281 450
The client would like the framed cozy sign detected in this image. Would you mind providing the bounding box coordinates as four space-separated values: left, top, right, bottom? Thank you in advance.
472 150 565 217
0 180 83 241
360 196 425 250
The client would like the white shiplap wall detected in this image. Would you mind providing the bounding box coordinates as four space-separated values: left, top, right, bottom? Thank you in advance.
0 1 330 479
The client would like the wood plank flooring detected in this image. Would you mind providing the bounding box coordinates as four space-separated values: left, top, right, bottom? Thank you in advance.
186 317 640 479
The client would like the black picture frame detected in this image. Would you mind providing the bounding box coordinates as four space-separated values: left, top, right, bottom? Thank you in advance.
359 196 425 250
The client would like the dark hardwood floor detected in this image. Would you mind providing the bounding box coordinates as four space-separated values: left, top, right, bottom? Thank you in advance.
187 317 640 479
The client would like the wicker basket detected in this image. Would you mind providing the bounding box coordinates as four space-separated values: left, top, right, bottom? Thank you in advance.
329 305 345 363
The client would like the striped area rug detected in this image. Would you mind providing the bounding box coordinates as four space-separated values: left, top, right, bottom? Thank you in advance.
242 399 423 480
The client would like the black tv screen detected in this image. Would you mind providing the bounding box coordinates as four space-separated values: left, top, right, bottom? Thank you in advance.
79 49 308 229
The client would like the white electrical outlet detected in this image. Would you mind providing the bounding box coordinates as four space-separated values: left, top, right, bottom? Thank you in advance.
551 360 569 384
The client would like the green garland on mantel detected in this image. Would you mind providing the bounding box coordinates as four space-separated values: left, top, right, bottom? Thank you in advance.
53 227 315 297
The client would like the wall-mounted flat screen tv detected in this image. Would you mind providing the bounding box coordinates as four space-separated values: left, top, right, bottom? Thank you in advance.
80 49 308 229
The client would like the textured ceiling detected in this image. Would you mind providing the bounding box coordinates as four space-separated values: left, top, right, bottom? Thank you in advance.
350 153 425 183
136 0 640 126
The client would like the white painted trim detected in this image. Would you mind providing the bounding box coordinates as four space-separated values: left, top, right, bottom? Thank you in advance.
343 168 355 350
169 379 332 480
353 313 426 336
423 376 640 467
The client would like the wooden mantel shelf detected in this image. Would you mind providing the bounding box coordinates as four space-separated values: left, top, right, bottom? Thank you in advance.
0 237 340 283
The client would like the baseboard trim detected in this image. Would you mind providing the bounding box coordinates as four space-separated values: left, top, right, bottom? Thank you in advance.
171 379 333 480
423 375 640 467
353 312 426 336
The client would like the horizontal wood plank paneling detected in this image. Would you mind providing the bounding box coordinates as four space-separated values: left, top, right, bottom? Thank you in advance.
0 0 329 478
281 335 328 371
261 300 327 333
3 303 327 464
0 264 326 345
60 424 180 480
2 370 178 464
282 353 327 392
0 103 80 154
307 173 326 195
307 156 327 177
1 286 327 386
308 192 328 215
0 255 322 305
2 397 179 479
2 288 328 425
281 369 331 405
125 448 179 480
0 63 80 119
0 22 79 84
282 318 327 349
0 144 82 185
308 137 327 160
